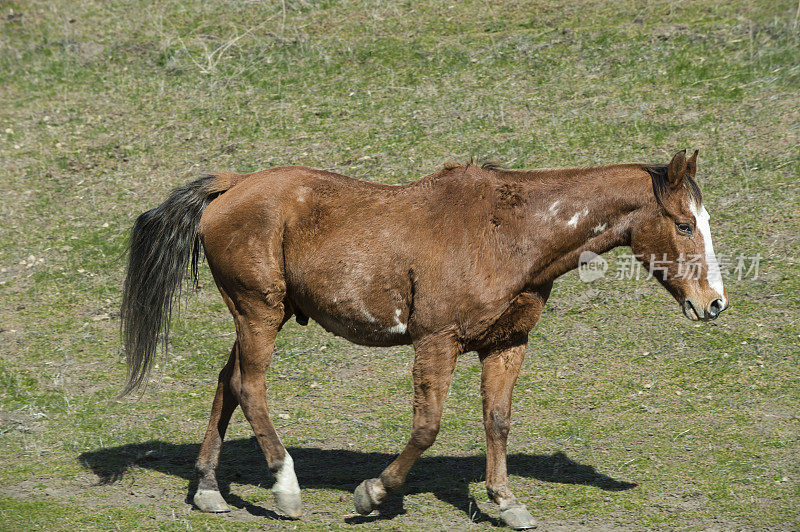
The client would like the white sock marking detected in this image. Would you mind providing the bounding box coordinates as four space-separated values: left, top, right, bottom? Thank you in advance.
272 452 300 495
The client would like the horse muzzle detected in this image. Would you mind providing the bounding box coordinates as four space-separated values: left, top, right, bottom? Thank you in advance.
681 297 727 321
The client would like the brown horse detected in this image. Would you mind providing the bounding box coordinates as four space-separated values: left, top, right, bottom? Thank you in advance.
121 149 727 529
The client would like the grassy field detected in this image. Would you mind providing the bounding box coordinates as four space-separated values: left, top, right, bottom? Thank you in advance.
1 0 799 529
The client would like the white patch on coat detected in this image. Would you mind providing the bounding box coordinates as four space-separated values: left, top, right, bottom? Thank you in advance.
690 202 726 303
566 208 589 228
350 294 377 324
388 322 407 334
388 308 407 334
540 200 560 220
272 452 300 495
593 223 607 233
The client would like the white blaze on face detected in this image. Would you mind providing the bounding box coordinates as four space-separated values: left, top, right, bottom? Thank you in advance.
690 202 726 305
272 452 301 495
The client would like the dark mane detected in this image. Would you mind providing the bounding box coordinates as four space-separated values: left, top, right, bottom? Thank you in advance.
644 164 702 207
481 160 505 171
440 159 505 172
458 160 702 208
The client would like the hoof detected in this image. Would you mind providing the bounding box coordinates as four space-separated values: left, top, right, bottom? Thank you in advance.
499 504 537 530
193 489 230 513
273 491 303 519
353 478 385 515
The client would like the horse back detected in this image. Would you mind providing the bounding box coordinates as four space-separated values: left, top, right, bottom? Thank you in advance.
200 165 527 345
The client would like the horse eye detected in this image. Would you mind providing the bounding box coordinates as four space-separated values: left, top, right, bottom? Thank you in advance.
676 222 693 235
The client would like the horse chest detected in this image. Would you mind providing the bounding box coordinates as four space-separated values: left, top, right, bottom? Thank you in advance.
468 288 551 350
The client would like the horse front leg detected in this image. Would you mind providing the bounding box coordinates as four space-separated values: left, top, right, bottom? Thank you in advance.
480 341 536 530
353 334 461 514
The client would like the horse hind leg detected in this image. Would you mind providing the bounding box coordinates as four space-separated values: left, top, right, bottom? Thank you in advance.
230 293 302 518
194 342 239 512
193 262 300 517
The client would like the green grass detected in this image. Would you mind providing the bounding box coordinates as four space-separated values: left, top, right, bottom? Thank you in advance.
1 0 799 529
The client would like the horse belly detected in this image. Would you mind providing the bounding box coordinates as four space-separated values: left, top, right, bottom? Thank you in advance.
286 252 413 347
311 307 410 347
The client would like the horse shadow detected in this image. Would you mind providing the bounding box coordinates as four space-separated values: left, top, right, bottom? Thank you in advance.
78 438 636 525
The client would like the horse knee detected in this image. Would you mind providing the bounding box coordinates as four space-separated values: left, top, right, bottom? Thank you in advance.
486 409 510 438
410 420 440 449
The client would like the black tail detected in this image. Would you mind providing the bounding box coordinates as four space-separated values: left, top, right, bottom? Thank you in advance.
120 174 229 395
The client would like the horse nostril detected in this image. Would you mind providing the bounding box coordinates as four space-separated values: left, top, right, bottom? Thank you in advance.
709 299 724 318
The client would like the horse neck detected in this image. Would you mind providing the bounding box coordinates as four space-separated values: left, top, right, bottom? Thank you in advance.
502 165 654 287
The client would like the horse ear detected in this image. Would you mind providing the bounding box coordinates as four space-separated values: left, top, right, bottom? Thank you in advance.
667 149 687 187
686 149 698 178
